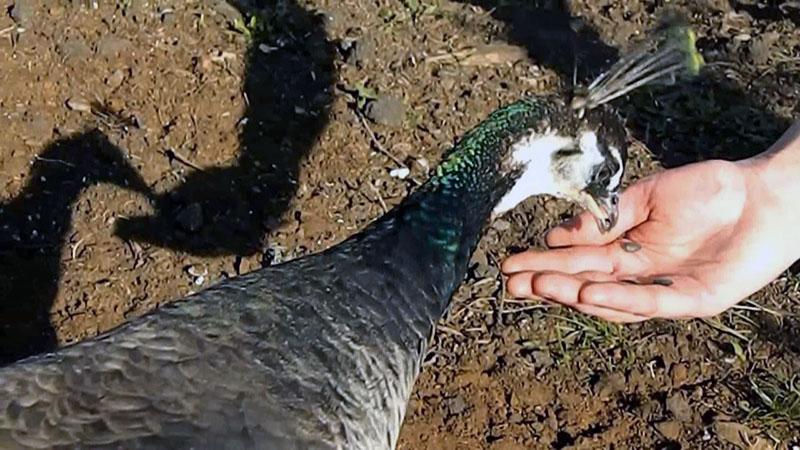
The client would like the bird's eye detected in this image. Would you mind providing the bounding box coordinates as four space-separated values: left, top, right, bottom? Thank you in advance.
611 195 619 206
595 166 611 182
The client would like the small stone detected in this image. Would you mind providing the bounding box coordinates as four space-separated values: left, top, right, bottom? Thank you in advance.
10 0 34 27
492 219 511 232
106 69 126 89
655 420 683 440
444 395 468 415
714 421 759 448
530 350 554 368
666 393 693 423
175 203 203 232
670 362 689 386
639 399 661 419
160 9 176 25
96 35 131 58
57 38 93 63
186 265 208 286
470 250 498 279
66 98 92 112
594 372 625 400
364 95 406 128
346 36 377 67
389 167 410 179
750 32 780 66
209 0 242 22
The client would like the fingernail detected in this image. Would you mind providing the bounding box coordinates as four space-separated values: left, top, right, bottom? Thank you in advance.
620 240 641 252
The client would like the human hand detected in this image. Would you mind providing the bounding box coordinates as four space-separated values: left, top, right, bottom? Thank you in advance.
502 158 800 323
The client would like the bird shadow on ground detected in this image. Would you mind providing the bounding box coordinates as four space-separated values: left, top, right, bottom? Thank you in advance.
456 0 792 167
0 0 334 364
0 130 150 365
113 0 335 259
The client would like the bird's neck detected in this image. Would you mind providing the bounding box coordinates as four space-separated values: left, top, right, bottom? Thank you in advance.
348 98 554 309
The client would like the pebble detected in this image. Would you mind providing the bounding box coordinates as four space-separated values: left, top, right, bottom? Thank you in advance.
66 98 92 112
444 395 468 415
209 0 242 23
594 372 625 400
529 350 553 368
670 362 689 386
389 167 410 179
186 265 207 286
666 392 693 423
492 219 511 232
346 36 377 67
106 69 126 89
655 420 683 440
10 0 34 27
714 421 758 448
364 95 405 127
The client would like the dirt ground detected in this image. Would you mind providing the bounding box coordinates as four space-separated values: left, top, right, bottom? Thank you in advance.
1 0 798 448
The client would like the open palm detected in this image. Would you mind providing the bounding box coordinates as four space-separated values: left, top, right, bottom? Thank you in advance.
502 159 798 322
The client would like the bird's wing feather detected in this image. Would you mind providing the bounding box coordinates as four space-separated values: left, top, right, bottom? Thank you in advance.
0 265 348 450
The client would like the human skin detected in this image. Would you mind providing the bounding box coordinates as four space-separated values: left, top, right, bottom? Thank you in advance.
502 121 800 323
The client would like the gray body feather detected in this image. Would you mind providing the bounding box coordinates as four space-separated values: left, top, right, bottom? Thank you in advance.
0 204 460 450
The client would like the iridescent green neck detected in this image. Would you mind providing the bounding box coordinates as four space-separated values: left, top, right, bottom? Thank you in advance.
404 98 550 261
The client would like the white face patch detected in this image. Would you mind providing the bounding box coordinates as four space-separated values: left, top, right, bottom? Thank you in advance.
491 132 574 215
491 130 623 217
577 130 606 184
608 145 623 190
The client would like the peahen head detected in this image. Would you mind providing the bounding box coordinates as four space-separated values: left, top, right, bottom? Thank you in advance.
486 15 703 232
489 102 627 232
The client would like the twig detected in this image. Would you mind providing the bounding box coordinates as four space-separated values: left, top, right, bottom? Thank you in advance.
355 111 422 185
0 25 15 37
367 182 388 213
355 111 405 167
33 156 76 168
162 148 205 172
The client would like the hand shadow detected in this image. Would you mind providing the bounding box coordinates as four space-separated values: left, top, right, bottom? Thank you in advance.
113 0 335 258
0 129 151 365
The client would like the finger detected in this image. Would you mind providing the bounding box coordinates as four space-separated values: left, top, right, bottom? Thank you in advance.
578 277 702 318
502 246 616 275
546 179 654 248
502 241 648 276
570 303 649 323
506 271 614 305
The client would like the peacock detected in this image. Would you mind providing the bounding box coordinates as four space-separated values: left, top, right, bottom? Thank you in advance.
0 19 702 450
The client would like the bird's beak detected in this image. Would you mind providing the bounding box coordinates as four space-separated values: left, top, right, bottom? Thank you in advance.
578 190 619 233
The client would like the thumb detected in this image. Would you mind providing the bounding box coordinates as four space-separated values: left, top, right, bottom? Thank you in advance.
547 179 653 248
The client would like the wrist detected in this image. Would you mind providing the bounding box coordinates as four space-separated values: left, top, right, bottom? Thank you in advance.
741 121 800 199
737 121 800 255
